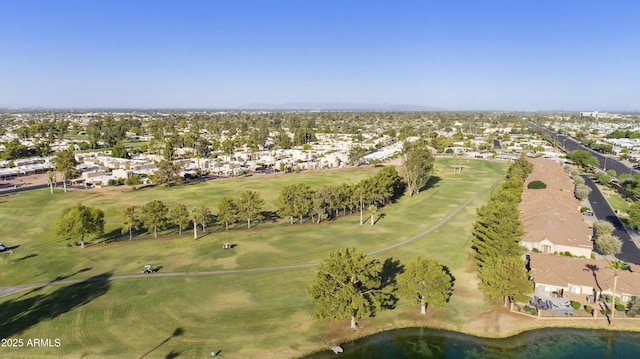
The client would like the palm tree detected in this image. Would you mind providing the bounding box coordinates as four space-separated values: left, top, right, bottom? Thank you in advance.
46 170 55 194
607 260 628 326
191 207 198 240
368 204 378 226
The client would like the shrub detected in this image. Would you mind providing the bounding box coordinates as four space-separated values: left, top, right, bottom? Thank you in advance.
627 298 640 317
584 305 594 314
615 303 626 312
571 301 581 310
580 206 591 212
527 180 547 189
125 175 142 186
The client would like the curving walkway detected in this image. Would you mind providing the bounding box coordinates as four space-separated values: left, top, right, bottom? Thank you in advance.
0 181 498 299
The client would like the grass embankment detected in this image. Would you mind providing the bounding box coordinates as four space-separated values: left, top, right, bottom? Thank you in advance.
1 159 507 358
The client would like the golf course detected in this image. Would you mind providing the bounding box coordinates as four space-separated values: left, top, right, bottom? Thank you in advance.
1 158 509 358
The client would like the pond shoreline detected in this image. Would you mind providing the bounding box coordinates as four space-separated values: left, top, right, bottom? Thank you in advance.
299 308 640 358
301 323 640 358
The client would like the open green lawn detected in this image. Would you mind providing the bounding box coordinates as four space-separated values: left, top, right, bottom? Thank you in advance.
0 159 506 358
604 191 630 214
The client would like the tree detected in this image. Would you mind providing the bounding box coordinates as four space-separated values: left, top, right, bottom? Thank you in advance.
169 204 191 235
568 150 599 168
593 172 611 185
197 206 213 234
349 145 367 166
140 200 169 238
593 220 615 237
46 170 55 194
478 256 532 306
627 201 640 230
277 184 297 224
164 139 176 161
312 186 333 223
153 160 182 187
627 297 640 318
52 149 77 193
507 154 533 179
111 142 129 159
217 197 238 231
595 233 623 255
190 207 199 239
368 204 378 226
121 205 140 240
237 190 264 229
56 204 105 248
306 247 392 329
472 201 526 264
292 183 314 223
371 166 404 204
396 257 453 314
574 183 592 200
401 141 434 197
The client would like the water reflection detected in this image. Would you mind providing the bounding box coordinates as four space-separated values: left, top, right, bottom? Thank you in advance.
303 328 640 359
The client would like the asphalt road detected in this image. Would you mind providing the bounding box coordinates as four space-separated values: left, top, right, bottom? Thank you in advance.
0 182 61 195
529 122 637 177
582 175 640 264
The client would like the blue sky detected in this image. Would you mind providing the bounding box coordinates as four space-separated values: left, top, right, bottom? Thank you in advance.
1 1 639 110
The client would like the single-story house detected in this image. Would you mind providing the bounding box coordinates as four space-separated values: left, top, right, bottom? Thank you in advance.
529 252 640 303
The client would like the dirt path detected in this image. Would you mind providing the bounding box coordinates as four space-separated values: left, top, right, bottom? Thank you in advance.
0 180 498 298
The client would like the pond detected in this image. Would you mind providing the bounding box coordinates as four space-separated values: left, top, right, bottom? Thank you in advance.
302 327 640 359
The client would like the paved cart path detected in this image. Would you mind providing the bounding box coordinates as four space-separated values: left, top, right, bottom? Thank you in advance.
0 181 497 298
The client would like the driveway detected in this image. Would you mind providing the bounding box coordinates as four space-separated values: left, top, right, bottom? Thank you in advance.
582 175 640 264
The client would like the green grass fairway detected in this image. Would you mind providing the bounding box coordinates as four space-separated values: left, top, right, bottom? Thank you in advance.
0 159 506 358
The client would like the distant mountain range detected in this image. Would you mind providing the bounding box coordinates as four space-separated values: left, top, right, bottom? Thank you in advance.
236 102 442 111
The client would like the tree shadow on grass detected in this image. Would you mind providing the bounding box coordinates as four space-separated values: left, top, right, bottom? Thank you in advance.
15 267 95 299
17 253 38 261
380 257 404 310
374 213 386 225
442 265 456 303
0 272 112 338
260 210 279 223
140 327 184 359
423 176 441 191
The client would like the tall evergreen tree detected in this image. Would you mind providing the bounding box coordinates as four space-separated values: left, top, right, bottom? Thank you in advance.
472 200 526 264
478 256 532 305
217 197 238 231
401 141 434 197
169 204 190 235
237 190 264 229
307 247 392 328
140 200 169 238
121 205 140 240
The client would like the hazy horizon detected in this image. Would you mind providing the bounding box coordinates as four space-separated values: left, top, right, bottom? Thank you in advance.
2 1 639 111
